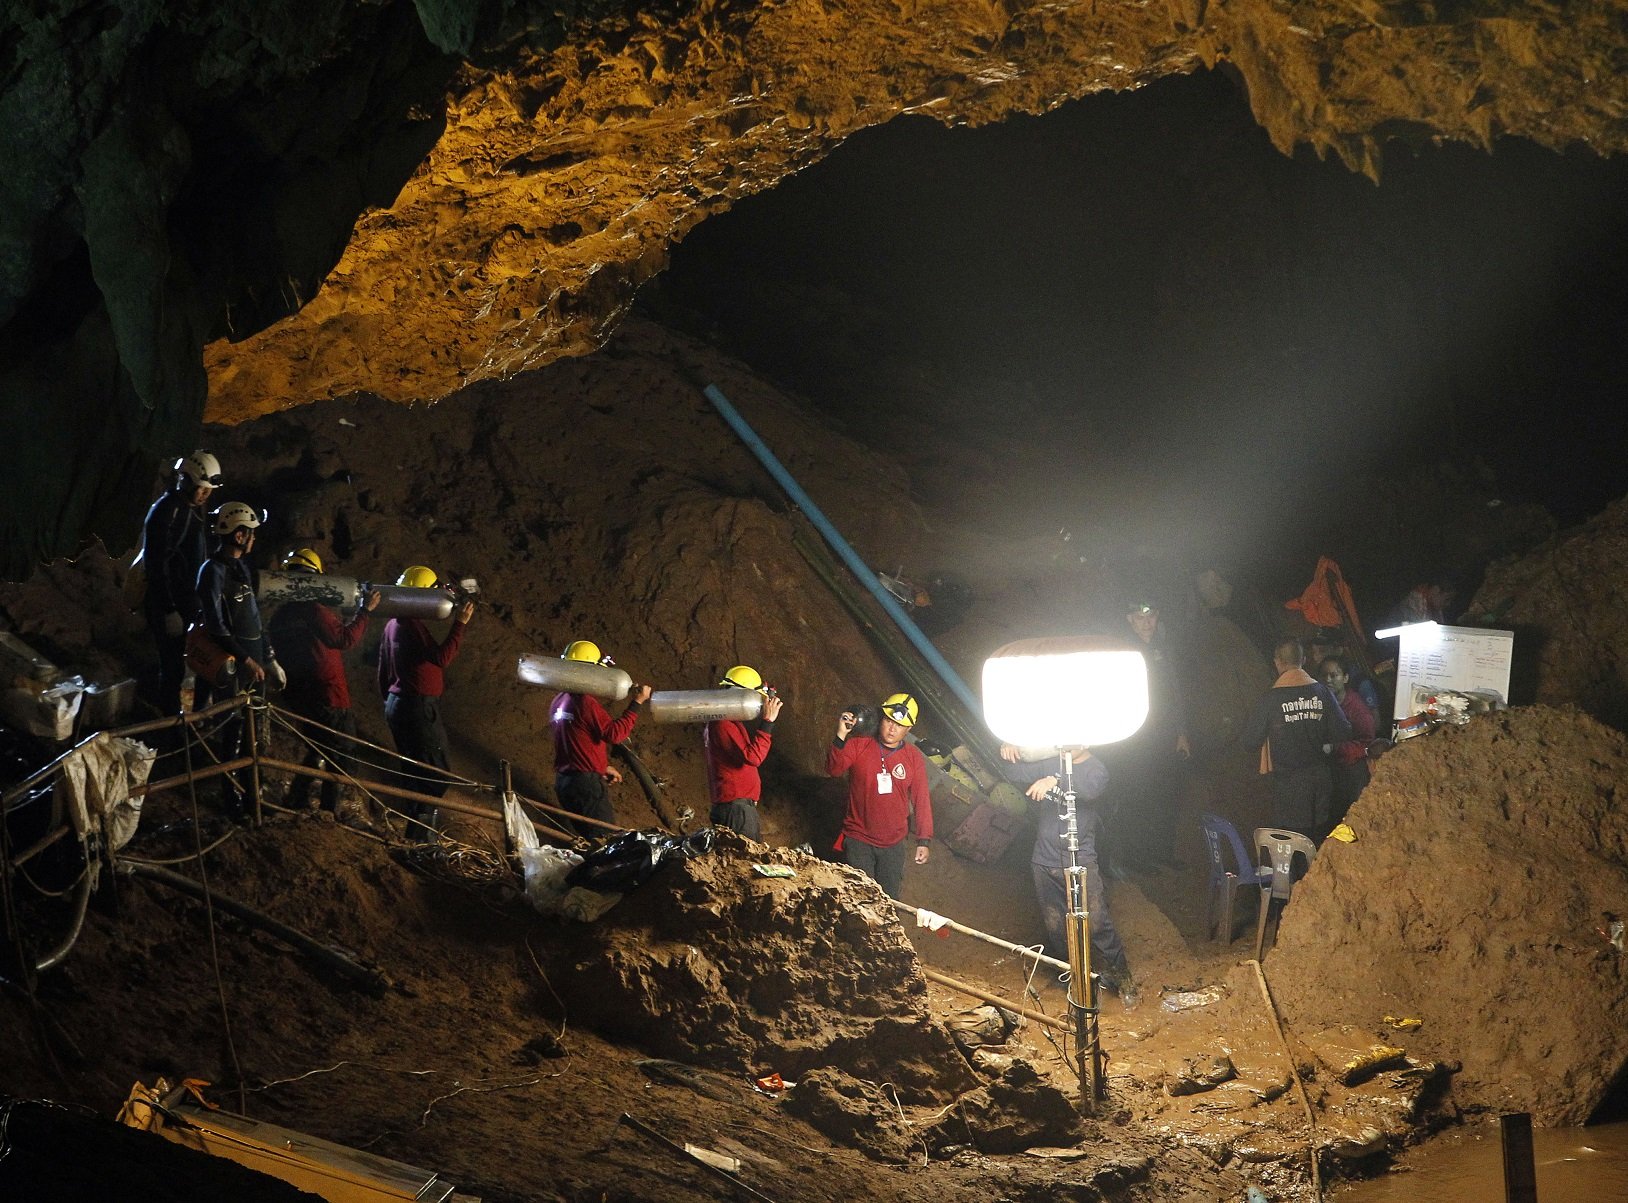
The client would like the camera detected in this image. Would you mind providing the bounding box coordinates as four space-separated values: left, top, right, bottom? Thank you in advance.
446 575 481 606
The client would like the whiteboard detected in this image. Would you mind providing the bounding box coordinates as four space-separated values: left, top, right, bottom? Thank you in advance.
1389 623 1513 723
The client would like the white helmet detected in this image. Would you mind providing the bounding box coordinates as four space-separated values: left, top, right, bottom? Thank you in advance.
175 450 223 490
211 501 264 536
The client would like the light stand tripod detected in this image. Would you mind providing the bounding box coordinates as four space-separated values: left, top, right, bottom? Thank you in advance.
1058 749 1106 1106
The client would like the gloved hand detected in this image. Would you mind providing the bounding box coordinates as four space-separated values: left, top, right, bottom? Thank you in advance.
162 611 186 638
268 660 287 691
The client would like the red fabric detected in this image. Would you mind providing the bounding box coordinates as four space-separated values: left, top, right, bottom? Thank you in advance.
279 602 369 708
826 736 933 848
704 718 774 804
377 616 466 699
551 692 640 774
1333 688 1377 766
1285 555 1364 633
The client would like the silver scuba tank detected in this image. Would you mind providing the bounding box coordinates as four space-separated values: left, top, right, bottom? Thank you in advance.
516 652 632 701
257 570 361 610
647 688 764 725
369 584 454 620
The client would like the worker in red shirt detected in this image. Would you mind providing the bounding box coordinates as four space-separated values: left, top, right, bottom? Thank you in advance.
550 640 651 829
704 665 784 840
268 548 380 819
826 692 932 898
377 565 474 840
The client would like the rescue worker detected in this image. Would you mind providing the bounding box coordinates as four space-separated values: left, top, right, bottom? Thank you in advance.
267 548 381 820
1243 638 1353 837
194 501 282 816
1319 654 1376 825
194 501 280 706
1103 599 1191 874
704 665 784 839
140 450 221 714
826 692 932 898
1000 744 1138 1009
549 640 652 829
377 565 474 841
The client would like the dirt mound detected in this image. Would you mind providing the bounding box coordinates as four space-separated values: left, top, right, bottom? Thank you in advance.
1267 705 1628 1125
3 798 1298 1201
1470 493 1628 732
535 829 979 1100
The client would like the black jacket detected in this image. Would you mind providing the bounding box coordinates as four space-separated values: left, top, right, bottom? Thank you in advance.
141 489 208 620
196 554 270 665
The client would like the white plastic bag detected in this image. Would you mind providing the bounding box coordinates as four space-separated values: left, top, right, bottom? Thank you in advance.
59 732 155 850
502 793 585 914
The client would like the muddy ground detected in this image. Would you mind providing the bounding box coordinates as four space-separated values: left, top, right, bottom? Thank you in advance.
2 318 1625 1200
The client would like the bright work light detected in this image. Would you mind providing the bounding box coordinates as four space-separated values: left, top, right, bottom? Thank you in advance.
981 635 1149 748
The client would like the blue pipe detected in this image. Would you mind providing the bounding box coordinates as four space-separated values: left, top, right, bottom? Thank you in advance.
703 383 983 718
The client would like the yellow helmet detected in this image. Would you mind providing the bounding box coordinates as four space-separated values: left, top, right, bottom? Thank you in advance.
880 692 919 728
282 547 323 574
719 665 765 693
563 640 605 664
397 565 437 589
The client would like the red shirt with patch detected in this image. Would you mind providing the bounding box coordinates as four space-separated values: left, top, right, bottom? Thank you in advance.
826 736 933 848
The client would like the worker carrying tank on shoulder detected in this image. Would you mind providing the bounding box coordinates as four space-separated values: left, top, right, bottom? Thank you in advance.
550 640 652 829
268 548 381 821
377 565 474 841
704 665 784 840
826 692 933 898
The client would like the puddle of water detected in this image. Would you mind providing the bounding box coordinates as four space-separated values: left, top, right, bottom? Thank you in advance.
1333 1120 1628 1202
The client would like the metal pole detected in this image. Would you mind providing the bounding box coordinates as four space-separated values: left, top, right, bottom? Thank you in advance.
920 967 1070 1033
704 383 983 719
892 899 1068 973
251 758 587 840
1059 750 1104 1106
1501 1112 1539 1203
245 696 264 827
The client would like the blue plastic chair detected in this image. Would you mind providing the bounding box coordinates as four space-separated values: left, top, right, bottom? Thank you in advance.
1200 813 1273 944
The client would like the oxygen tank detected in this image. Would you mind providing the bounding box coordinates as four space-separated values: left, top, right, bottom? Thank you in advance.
369 585 454 620
257 570 360 610
516 652 632 701
647 688 764 725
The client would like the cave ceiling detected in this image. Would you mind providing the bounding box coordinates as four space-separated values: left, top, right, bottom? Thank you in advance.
1 0 1625 574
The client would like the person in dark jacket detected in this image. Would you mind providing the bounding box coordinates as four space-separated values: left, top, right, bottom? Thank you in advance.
826 692 932 898
267 548 380 818
140 450 221 714
550 639 651 830
1243 638 1353 837
194 501 281 816
377 565 473 841
703 664 784 839
1001 744 1138 1009
194 502 280 707
1101 599 1192 874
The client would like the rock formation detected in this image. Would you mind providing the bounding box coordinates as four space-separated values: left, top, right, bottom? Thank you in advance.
3 0 1627 573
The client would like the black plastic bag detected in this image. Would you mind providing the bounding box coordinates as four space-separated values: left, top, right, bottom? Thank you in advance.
564 828 715 894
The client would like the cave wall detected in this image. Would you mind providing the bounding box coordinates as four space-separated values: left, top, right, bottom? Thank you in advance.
3 0 1627 576
0 0 467 573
